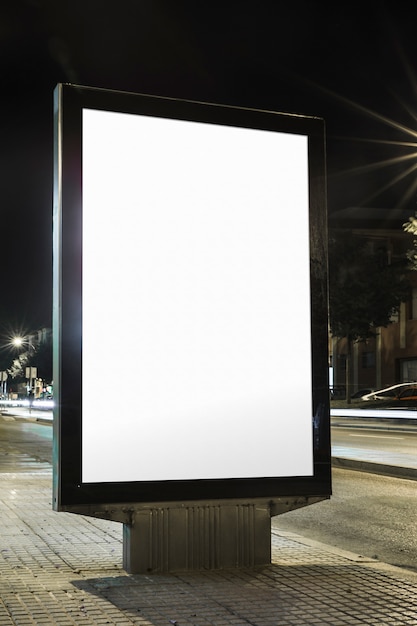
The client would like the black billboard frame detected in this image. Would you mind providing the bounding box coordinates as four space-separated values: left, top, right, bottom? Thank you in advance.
53 82 330 512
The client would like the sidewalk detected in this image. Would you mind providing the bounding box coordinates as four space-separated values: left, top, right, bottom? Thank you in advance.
1 469 417 625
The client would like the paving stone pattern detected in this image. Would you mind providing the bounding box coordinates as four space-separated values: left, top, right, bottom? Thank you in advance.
0 472 417 625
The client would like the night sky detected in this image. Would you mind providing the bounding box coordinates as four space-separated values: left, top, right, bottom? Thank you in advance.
1 0 417 332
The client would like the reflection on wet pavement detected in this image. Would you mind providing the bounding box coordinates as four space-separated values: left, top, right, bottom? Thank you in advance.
0 416 52 472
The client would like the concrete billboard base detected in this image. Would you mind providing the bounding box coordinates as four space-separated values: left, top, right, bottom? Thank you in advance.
57 496 327 574
123 502 271 574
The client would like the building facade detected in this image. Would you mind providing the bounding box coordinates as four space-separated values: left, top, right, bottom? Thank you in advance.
329 208 417 395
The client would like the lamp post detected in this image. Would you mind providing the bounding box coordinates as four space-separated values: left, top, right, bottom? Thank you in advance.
25 367 37 400
0 371 7 400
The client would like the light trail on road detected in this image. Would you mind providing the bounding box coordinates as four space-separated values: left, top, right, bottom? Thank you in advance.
331 408 417 418
348 433 404 439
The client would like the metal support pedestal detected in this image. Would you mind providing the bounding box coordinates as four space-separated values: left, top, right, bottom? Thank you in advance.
123 501 271 574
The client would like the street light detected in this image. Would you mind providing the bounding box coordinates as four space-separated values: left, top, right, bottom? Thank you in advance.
11 335 35 352
9 335 37 399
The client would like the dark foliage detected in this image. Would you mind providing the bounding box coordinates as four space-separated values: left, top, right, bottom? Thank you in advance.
329 230 410 342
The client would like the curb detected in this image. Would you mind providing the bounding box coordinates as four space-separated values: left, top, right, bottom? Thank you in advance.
1 411 52 424
332 456 417 481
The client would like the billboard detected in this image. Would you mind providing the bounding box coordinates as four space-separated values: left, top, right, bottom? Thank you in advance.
53 84 330 509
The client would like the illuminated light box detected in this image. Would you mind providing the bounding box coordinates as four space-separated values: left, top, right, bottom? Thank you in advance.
53 84 330 508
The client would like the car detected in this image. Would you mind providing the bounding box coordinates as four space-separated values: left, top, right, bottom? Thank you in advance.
350 388 375 400
362 382 417 401
397 386 417 401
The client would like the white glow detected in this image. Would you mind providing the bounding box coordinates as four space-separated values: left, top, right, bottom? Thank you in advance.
331 408 417 419
82 108 313 483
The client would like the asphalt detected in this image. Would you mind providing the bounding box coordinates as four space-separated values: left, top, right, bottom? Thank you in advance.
331 413 417 481
0 410 417 624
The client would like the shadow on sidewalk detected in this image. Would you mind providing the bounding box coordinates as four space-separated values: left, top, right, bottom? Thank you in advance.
71 557 417 625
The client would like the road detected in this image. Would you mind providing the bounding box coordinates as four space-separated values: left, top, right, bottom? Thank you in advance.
271 467 417 573
331 415 417 471
0 414 52 471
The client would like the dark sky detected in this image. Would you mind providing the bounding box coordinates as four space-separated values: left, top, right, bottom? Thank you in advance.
2 0 417 330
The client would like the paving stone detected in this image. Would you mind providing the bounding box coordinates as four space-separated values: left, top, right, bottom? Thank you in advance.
0 472 416 624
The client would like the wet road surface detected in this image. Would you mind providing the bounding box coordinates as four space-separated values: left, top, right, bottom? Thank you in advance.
0 415 52 472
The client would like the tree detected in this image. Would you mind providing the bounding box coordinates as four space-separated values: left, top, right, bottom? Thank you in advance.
328 230 411 403
403 213 417 269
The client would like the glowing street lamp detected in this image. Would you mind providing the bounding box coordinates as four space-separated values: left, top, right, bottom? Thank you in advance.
12 337 24 348
11 335 35 352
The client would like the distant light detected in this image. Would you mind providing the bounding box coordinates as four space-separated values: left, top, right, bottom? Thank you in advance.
12 337 24 347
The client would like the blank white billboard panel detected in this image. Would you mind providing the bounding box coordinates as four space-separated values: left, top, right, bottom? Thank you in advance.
81 109 313 483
